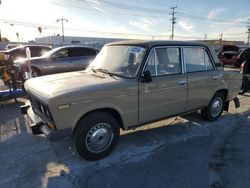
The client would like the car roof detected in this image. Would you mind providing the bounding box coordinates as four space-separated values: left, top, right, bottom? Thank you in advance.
6 45 52 52
106 40 210 48
55 45 98 50
106 39 222 67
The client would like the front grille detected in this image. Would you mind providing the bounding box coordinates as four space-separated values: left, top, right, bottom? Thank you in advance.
36 101 54 122
29 95 54 122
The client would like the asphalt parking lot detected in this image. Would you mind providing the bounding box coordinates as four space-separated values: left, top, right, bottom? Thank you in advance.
0 93 250 188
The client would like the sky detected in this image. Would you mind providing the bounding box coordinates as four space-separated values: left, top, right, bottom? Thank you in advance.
0 0 249 42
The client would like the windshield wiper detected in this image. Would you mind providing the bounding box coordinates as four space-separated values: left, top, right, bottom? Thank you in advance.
91 67 97 73
95 68 114 77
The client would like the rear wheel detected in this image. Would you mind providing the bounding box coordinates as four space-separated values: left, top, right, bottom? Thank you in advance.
201 93 225 121
74 112 120 160
22 67 41 80
31 67 41 78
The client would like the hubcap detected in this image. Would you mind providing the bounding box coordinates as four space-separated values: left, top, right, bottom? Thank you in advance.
211 97 223 117
86 123 113 153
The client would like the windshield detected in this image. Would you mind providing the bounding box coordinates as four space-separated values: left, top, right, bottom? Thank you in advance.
88 45 146 78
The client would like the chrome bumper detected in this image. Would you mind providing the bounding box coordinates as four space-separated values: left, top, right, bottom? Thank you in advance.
20 100 71 141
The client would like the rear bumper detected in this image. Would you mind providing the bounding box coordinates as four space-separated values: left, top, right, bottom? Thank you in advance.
20 101 71 141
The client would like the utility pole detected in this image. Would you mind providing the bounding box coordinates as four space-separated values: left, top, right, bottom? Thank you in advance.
204 34 207 43
219 33 223 45
247 28 250 46
247 19 250 46
170 6 177 40
56 18 68 43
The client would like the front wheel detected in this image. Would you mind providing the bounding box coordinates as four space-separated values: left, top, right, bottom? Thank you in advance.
201 93 225 121
74 112 120 160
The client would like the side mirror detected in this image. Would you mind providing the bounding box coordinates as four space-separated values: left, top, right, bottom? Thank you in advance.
141 70 152 83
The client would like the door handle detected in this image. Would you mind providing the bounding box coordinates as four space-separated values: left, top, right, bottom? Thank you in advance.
212 76 219 80
177 80 187 86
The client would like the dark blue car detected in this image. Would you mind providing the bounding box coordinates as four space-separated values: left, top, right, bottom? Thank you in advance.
15 45 98 77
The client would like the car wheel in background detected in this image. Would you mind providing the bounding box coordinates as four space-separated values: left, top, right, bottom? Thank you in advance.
31 67 41 78
201 92 225 121
74 111 120 160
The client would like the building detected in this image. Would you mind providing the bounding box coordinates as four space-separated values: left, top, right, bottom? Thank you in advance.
35 36 128 49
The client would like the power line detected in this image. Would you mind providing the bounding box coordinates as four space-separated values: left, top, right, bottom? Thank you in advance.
178 11 247 24
1 19 58 30
72 1 247 26
223 33 246 36
79 0 168 14
1 18 247 42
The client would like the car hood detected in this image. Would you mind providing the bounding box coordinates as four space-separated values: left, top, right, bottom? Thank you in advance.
25 70 123 100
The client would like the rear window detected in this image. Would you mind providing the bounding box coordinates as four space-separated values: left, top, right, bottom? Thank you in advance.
72 47 96 57
30 46 51 57
184 47 214 72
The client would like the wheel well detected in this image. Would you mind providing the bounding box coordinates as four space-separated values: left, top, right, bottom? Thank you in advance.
215 89 228 100
31 66 41 76
73 108 124 135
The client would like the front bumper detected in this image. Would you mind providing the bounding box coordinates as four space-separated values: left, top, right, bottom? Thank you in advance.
20 101 71 141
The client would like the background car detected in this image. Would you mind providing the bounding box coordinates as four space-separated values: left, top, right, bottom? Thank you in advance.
15 45 99 78
0 45 52 60
239 48 250 94
237 47 250 67
218 45 240 67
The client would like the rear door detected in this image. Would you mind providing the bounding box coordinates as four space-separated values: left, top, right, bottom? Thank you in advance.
183 46 219 111
139 46 187 123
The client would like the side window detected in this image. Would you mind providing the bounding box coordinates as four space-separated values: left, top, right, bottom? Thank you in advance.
72 48 96 57
155 47 181 75
83 48 96 56
40 47 51 56
10 48 26 58
145 50 156 76
205 50 214 70
184 47 214 73
145 47 181 76
53 49 72 58
30 47 41 57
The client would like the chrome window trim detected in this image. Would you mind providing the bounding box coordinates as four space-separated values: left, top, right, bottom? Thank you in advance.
183 46 216 73
141 46 183 77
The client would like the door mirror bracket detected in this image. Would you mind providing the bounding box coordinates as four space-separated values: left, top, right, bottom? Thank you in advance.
141 70 152 83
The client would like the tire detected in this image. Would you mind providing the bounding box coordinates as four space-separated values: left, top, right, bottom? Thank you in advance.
74 112 120 160
22 67 40 80
201 93 225 122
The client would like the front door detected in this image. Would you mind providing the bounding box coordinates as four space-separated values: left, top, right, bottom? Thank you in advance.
45 48 75 74
139 47 187 123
